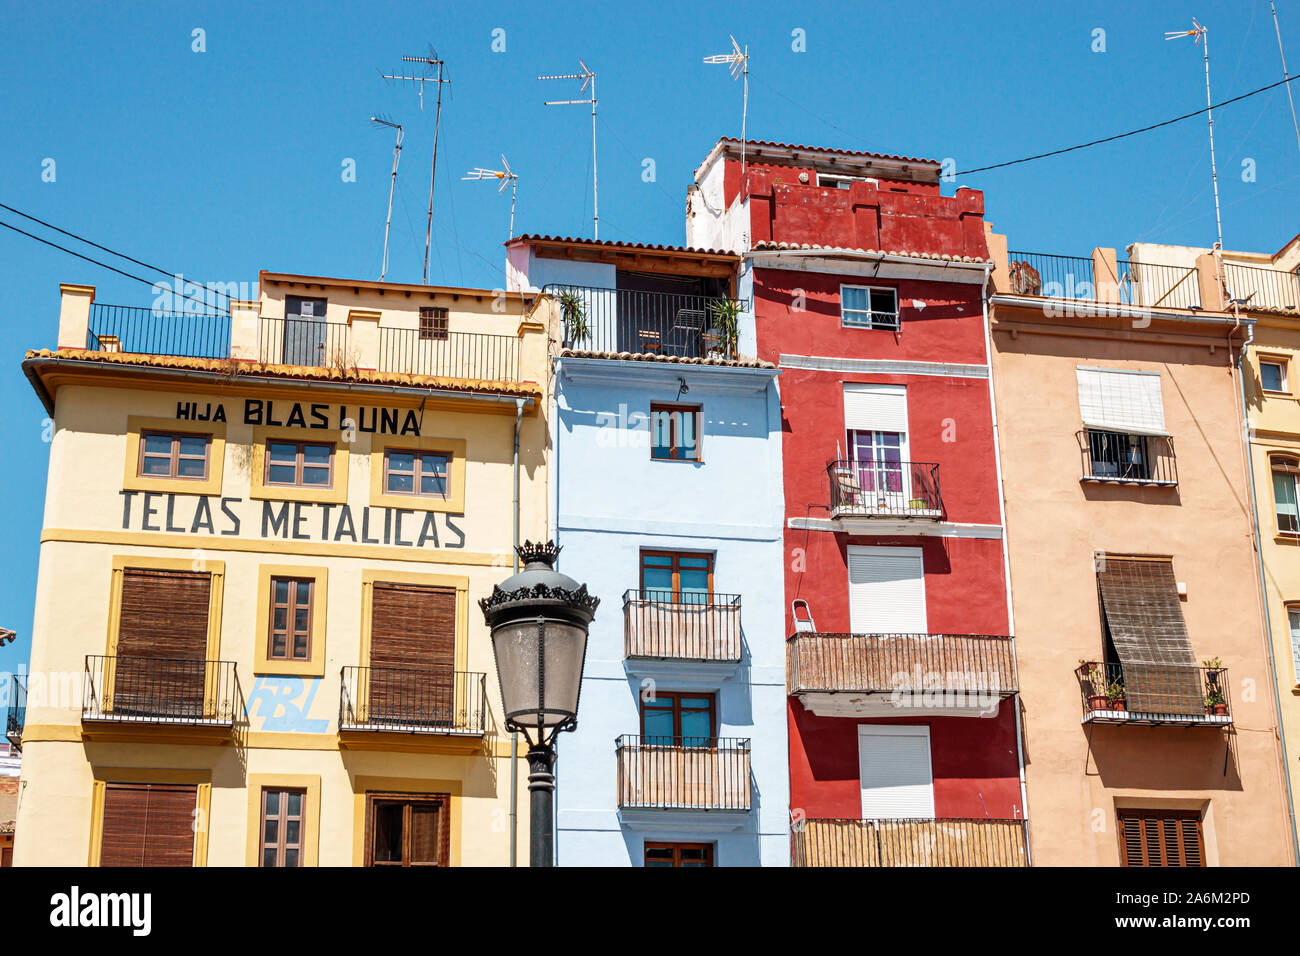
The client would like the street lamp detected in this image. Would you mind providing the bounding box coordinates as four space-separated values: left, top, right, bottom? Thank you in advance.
479 540 598 866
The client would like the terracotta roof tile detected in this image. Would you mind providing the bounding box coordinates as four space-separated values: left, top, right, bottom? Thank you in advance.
508 234 737 258
559 348 775 369
751 240 991 264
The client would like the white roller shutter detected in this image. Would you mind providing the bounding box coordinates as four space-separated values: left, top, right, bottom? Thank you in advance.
847 546 926 634
844 384 908 433
858 725 935 819
1076 367 1167 435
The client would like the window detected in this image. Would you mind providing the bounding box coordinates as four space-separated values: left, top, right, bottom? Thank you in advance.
1289 606 1300 685
841 285 899 330
859 725 935 819
641 690 715 744
817 173 872 190
268 577 313 662
847 546 926 634
1076 367 1166 434
383 449 450 498
645 842 714 867
1086 429 1153 481
650 404 700 461
113 567 212 717
365 793 449 867
265 440 333 488
1273 458 1300 533
138 431 210 480
259 788 304 867
640 551 712 603
1117 809 1205 867
419 306 449 341
1261 359 1288 393
99 782 198 867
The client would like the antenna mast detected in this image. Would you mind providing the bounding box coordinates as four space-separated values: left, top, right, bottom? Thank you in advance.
539 60 598 239
369 116 403 282
1271 1 1300 152
381 48 451 284
463 155 519 243
1165 20 1223 249
704 36 750 177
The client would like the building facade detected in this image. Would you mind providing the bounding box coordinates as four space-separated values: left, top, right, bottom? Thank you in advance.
13 275 554 866
689 139 1029 866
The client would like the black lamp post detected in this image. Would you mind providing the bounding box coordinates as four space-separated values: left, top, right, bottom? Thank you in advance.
479 541 598 867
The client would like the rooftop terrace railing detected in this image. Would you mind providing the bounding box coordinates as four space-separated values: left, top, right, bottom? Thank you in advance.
544 284 742 358
1222 262 1300 312
87 304 231 359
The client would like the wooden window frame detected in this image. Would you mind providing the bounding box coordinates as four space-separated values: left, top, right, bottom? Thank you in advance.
650 403 702 462
639 550 714 600
259 787 306 868
268 576 314 663
1117 808 1205 867
137 430 212 481
382 448 451 500
639 690 717 740
263 439 336 489
363 791 450 867
419 306 450 341
840 283 900 331
644 841 715 867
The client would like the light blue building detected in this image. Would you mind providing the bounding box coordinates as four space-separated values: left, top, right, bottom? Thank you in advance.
509 236 789 866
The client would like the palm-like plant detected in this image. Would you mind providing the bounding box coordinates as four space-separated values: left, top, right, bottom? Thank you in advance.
708 298 743 358
557 290 590 347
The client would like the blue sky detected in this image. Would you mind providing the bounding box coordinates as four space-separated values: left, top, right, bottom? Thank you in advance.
0 0 1297 676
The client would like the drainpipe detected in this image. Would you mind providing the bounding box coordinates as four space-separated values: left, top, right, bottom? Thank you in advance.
981 263 1032 862
1228 262 1300 865
509 397 524 867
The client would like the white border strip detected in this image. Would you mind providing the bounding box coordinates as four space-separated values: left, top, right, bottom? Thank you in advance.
779 354 989 379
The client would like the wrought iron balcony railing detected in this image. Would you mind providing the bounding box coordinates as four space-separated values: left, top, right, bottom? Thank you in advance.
83 655 239 726
615 735 751 812
339 666 486 735
792 817 1030 867
377 326 520 381
545 284 742 358
1078 429 1178 486
1076 661 1231 726
1006 251 1095 299
88 304 231 359
5 674 24 752
1223 262 1300 312
1006 251 1202 310
827 459 942 519
623 590 742 663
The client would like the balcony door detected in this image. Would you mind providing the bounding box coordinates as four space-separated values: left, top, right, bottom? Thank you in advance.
641 690 716 747
843 384 910 511
847 546 927 635
858 725 935 820
367 583 456 727
112 568 210 717
283 296 328 367
640 551 712 605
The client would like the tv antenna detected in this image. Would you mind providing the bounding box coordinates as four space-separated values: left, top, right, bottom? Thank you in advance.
704 35 750 177
539 60 598 239
1165 20 1223 249
369 116 403 282
380 47 450 284
463 155 519 242
1270 1 1300 152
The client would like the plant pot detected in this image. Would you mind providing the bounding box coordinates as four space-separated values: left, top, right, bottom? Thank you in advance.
1211 703 1228 716
909 498 928 510
1088 694 1108 711
1109 698 1126 712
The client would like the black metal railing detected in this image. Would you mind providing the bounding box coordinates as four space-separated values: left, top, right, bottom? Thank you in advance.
623 590 742 663
339 666 486 734
1223 262 1300 312
1077 430 1178 486
792 817 1030 867
827 459 942 518
87 304 230 359
1007 251 1094 299
377 326 521 381
83 655 239 725
545 284 743 358
257 317 353 368
787 633 1018 700
615 735 751 811
4 674 25 752
1120 260 1201 310
1076 661 1231 725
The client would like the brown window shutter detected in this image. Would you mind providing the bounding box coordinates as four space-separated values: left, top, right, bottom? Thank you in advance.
1118 809 1204 866
114 569 211 716
100 783 197 867
368 584 456 724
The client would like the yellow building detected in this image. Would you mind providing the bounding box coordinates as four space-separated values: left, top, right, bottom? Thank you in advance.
13 273 556 866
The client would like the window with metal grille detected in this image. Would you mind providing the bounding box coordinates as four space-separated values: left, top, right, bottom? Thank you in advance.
841 285 899 330
419 307 449 340
259 788 305 867
1117 809 1205 866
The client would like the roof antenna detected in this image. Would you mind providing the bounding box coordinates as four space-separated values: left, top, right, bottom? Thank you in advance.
463 154 519 244
369 115 403 282
1270 1 1300 152
1165 20 1224 250
380 46 451 284
539 60 598 239
704 36 750 179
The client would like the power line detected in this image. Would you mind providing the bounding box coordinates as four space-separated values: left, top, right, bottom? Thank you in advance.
956 72 1300 175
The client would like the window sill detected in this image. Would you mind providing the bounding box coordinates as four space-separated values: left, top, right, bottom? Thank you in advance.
1079 476 1177 488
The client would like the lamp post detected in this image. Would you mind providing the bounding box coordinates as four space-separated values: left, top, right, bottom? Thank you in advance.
480 540 598 866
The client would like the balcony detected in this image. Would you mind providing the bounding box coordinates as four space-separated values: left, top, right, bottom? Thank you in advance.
1006 250 1201 310
339 666 486 740
544 284 742 359
5 675 24 752
787 633 1017 718
827 460 943 531
89 304 230 359
82 655 239 729
1223 262 1300 313
792 817 1030 867
623 590 742 679
1076 661 1232 726
616 736 751 825
1078 430 1177 487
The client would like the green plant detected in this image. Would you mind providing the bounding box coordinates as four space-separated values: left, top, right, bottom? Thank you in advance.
557 290 590 347
708 298 743 357
1079 661 1105 696
1106 677 1126 704
1202 657 1223 672
1204 687 1226 707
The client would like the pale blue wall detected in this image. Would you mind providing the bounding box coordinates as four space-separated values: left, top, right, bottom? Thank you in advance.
552 356 789 866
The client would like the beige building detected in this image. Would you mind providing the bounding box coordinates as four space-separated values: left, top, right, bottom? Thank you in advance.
13 274 556 866
988 233 1294 866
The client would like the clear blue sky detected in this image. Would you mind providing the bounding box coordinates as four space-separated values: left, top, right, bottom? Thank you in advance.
1 0 1297 676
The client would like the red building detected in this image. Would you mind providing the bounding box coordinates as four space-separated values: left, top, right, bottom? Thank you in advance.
688 139 1029 866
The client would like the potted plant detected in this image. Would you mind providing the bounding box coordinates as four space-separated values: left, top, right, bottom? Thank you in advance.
1080 661 1107 711
1204 688 1228 716
707 298 743 359
557 290 590 349
1106 676 1126 712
